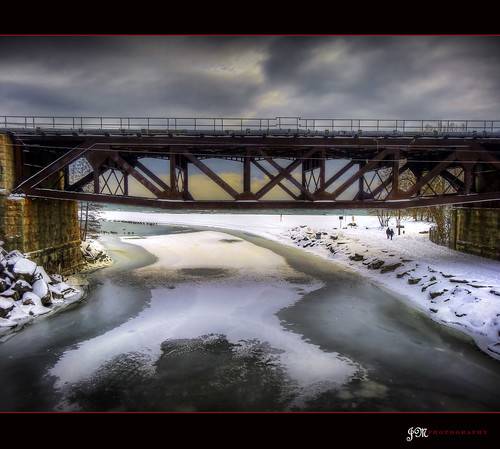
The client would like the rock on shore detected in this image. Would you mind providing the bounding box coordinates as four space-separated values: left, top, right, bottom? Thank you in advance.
0 242 84 336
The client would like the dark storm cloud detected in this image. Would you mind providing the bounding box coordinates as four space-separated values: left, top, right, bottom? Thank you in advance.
0 35 499 119
0 35 270 116
259 35 500 118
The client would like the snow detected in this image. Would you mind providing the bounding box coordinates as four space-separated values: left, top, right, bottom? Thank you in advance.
0 297 13 310
12 258 37 277
6 193 26 200
101 209 500 361
80 240 114 270
128 231 284 273
32 279 50 301
34 266 52 284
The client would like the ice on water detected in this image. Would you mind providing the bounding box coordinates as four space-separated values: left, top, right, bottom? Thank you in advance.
50 231 364 402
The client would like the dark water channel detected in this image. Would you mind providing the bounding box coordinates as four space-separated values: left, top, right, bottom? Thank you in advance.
0 221 500 413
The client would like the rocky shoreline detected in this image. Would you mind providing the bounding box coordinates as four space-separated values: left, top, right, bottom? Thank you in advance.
281 225 500 360
0 239 114 339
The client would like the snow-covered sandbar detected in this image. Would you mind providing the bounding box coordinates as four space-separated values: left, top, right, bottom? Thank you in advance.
101 210 500 361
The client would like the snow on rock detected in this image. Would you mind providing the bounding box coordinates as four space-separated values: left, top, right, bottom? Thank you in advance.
80 240 115 271
4 250 23 268
49 281 77 299
0 296 14 317
12 258 37 280
22 291 41 305
34 266 52 284
32 279 51 306
0 243 84 337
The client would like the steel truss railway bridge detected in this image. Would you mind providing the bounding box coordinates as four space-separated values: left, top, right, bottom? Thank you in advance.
3 116 500 211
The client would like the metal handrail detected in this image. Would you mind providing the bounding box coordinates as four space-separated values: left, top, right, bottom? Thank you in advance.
1 115 499 134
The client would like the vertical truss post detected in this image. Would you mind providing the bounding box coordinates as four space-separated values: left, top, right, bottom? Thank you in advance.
386 148 406 200
392 148 400 193
237 147 256 200
358 161 365 199
63 165 70 190
13 136 24 186
301 150 322 196
319 149 325 191
244 147 251 193
464 165 473 195
301 159 307 195
85 149 110 195
415 172 422 198
456 149 481 196
123 171 129 196
169 149 192 200
170 149 177 194
182 156 190 200
93 169 100 194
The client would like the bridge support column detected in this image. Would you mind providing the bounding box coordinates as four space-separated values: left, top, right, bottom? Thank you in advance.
448 206 500 260
0 134 83 274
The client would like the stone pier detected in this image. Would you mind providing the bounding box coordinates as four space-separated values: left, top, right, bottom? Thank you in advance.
0 134 83 274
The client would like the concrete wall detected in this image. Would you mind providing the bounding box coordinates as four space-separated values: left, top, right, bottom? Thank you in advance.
0 134 83 274
449 207 500 260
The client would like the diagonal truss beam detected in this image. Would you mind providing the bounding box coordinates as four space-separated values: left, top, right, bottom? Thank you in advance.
323 160 357 191
14 139 99 193
329 148 391 199
67 171 95 192
110 153 165 198
405 152 457 197
254 147 317 200
182 149 240 199
440 169 465 192
134 160 171 192
371 161 409 199
251 159 299 200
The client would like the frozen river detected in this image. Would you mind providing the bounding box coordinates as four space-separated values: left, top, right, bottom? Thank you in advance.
0 221 500 412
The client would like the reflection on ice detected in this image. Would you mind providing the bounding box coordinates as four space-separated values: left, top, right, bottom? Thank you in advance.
49 231 365 409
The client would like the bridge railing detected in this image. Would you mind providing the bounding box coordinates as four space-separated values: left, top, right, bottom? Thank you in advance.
1 116 499 136
300 118 500 133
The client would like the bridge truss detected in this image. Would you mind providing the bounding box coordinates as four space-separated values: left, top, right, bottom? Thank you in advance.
5 116 500 211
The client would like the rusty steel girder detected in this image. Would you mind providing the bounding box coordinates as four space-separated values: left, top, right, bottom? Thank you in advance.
10 134 500 210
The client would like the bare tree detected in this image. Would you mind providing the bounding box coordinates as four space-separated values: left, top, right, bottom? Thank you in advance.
79 202 103 241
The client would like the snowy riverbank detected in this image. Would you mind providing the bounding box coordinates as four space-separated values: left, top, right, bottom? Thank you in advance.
101 210 500 361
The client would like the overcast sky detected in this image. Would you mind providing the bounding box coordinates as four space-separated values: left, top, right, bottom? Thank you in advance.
1 35 499 121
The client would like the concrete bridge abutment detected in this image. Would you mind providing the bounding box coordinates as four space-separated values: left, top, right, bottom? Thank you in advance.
0 134 83 274
447 205 500 260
